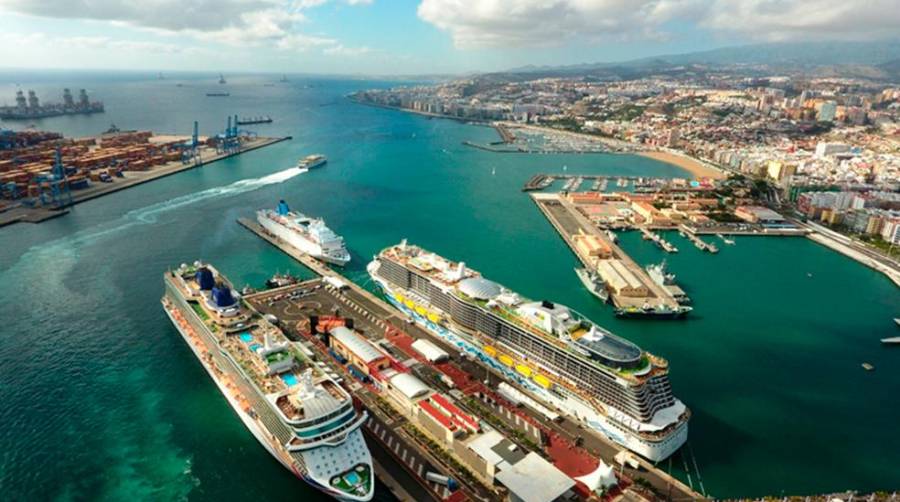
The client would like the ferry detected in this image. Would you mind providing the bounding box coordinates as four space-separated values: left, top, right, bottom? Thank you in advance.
257 200 351 266
162 262 373 501
299 154 327 170
368 241 689 461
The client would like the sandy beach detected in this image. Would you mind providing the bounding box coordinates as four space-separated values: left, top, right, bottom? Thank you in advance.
637 150 728 180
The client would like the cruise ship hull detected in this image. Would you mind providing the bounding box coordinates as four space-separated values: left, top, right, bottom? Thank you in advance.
257 213 350 266
162 287 372 501
368 267 687 462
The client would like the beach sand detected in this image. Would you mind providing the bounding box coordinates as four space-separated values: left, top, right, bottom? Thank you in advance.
637 150 727 180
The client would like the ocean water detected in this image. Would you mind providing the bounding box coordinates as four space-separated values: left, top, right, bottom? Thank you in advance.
0 71 898 499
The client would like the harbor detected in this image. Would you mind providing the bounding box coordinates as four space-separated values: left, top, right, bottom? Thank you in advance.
530 192 690 317
0 121 290 227
237 216 705 501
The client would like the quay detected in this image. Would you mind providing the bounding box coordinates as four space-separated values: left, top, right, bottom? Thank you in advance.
522 173 681 192
238 217 705 500
530 192 686 316
0 134 291 227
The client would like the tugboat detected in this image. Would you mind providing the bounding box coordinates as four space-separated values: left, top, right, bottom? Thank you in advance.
574 267 609 303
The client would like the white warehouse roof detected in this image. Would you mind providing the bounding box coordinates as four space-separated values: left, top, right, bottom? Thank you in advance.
390 372 432 400
495 452 575 502
330 326 384 364
411 338 449 362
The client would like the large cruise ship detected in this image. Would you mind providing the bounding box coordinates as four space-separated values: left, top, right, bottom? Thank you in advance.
162 262 373 501
257 200 351 266
368 241 689 461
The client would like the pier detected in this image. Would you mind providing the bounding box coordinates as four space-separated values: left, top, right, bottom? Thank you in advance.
638 226 679 253
493 123 516 143
678 227 718 253
238 216 704 501
529 192 686 316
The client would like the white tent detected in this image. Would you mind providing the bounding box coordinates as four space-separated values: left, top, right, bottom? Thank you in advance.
574 460 618 493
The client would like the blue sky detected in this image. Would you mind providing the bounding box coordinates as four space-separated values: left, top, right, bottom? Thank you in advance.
0 0 896 75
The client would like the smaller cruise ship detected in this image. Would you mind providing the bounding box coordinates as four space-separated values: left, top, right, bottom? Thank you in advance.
298 154 327 170
257 200 351 266
162 262 373 501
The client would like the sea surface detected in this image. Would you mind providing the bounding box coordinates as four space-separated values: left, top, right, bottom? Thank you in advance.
1 71 898 500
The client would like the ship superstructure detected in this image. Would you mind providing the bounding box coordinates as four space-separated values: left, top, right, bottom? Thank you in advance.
162 262 373 501
257 200 351 266
368 241 689 461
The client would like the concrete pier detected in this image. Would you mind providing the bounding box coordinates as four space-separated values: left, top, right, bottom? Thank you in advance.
530 192 685 315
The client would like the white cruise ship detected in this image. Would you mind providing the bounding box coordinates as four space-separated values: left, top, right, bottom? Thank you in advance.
163 262 373 501
257 200 351 266
368 241 689 462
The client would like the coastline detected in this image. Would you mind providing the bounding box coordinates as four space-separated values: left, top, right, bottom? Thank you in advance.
350 99 727 181
636 150 728 180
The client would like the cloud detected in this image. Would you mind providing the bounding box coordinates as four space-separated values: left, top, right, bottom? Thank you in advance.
416 0 900 48
0 0 372 54
0 31 193 54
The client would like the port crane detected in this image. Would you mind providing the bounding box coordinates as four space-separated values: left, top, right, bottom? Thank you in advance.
32 148 73 209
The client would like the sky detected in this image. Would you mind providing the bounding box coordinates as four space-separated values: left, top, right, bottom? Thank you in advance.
0 0 898 75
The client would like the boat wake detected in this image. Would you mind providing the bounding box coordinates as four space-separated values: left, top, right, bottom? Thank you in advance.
21 166 307 258
130 167 306 224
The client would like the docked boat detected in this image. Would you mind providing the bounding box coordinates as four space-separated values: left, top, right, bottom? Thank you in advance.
298 154 327 170
162 262 373 501
368 241 690 461
257 200 350 266
266 272 300 289
646 261 675 286
574 267 609 303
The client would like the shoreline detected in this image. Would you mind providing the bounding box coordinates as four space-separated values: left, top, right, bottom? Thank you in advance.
636 150 728 180
350 99 728 181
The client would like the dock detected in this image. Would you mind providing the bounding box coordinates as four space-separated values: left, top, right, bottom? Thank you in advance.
523 173 675 192
529 192 686 315
493 123 516 143
638 226 678 253
0 135 290 227
238 216 704 501
678 226 718 253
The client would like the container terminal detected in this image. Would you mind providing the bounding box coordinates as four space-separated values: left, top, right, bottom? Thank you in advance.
0 116 289 227
0 89 103 120
237 216 706 501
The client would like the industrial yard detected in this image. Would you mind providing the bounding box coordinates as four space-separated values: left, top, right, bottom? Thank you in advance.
0 119 289 227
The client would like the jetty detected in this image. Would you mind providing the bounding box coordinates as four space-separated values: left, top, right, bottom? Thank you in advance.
639 227 678 253
530 192 687 317
679 227 718 253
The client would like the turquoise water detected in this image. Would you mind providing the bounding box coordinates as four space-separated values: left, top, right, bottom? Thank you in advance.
240 333 254 343
0 71 898 499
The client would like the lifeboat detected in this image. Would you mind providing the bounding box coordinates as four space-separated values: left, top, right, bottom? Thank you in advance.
515 364 532 377
533 374 552 389
483 345 497 357
498 354 514 367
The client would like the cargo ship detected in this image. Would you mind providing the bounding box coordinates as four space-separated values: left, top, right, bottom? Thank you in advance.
162 262 373 501
257 200 351 266
368 241 689 461
298 154 327 169
237 116 273 125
